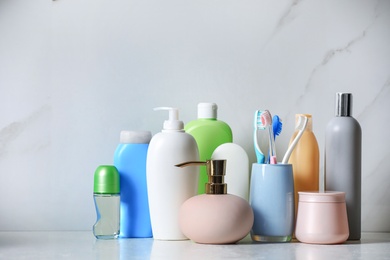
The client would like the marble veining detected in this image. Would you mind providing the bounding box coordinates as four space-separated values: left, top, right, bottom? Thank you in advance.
307 2 380 94
277 0 303 30
358 79 389 120
0 105 51 157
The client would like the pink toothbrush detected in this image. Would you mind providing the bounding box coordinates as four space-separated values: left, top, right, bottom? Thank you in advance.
261 110 277 164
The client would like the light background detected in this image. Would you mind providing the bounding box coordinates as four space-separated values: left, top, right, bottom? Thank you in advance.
0 0 389 231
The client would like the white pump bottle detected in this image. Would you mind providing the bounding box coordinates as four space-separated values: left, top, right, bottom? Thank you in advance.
146 107 199 240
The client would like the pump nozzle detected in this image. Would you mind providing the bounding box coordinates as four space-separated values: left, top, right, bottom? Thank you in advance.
154 107 184 131
175 160 227 194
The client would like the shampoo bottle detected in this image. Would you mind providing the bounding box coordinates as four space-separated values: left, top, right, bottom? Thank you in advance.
185 103 233 194
176 160 254 244
114 130 152 238
93 165 120 239
325 92 362 240
146 107 199 240
288 114 319 215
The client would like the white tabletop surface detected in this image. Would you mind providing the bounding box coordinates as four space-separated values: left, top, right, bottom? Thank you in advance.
0 232 389 259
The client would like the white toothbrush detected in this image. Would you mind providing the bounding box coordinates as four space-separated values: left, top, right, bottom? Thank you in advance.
282 115 308 164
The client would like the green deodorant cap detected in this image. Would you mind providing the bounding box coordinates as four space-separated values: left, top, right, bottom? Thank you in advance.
94 165 120 194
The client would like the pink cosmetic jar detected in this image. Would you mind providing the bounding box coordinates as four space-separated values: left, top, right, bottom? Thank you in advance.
295 191 349 244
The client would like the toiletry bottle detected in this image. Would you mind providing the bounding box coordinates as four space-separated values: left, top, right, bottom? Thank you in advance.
93 165 120 239
211 143 250 201
185 103 233 194
176 160 254 244
114 130 152 238
288 114 319 215
146 107 199 240
325 93 362 240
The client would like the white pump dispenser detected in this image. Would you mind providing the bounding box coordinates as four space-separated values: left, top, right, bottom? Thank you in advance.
146 107 199 240
154 107 184 131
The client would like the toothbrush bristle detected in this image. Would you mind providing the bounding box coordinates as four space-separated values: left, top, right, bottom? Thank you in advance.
260 110 272 127
255 110 266 129
273 115 282 136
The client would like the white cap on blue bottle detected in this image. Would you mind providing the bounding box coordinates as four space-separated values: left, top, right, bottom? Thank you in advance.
120 131 152 144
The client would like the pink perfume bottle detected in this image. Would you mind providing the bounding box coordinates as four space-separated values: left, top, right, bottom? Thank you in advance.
176 160 254 244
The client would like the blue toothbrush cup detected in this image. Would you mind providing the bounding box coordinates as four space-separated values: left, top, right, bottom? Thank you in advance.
249 163 295 242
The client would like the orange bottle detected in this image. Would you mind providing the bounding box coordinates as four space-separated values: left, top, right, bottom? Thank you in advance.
288 114 319 215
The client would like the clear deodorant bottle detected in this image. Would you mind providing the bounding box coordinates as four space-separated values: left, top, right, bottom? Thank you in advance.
93 165 120 239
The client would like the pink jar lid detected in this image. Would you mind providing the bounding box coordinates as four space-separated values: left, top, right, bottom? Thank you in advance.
298 191 345 203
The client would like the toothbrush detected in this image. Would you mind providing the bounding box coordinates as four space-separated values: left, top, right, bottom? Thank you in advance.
272 115 282 140
254 110 266 164
281 115 308 164
261 110 277 164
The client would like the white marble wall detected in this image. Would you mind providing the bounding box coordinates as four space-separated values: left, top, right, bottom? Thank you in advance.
0 0 389 231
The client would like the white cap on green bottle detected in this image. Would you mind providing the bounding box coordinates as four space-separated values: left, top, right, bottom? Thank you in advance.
198 103 217 119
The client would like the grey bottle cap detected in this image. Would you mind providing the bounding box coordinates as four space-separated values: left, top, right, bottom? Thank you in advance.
335 93 352 117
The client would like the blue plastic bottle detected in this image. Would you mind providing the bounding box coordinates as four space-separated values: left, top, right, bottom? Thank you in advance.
114 130 152 238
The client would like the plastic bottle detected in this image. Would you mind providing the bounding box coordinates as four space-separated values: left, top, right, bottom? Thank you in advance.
184 103 233 194
211 143 249 201
287 114 319 215
114 130 152 238
146 107 199 240
176 160 254 244
325 92 362 240
93 165 120 239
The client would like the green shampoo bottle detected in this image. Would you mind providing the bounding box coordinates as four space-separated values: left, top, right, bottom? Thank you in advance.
185 103 233 194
